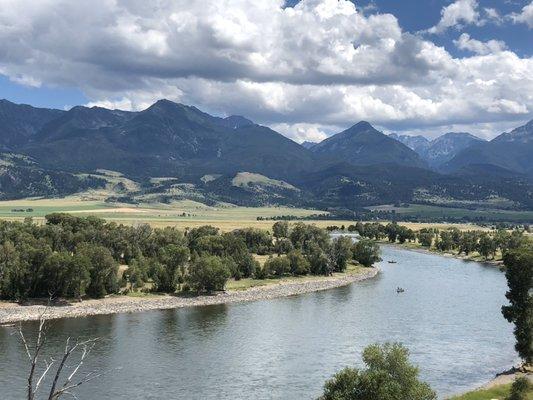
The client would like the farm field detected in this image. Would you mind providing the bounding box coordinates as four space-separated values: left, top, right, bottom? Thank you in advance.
370 204 533 223
0 197 494 232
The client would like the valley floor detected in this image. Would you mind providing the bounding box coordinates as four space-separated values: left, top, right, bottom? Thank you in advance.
0 266 378 324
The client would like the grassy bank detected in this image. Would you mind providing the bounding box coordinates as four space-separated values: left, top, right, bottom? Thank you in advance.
381 240 504 265
449 383 533 400
226 263 365 291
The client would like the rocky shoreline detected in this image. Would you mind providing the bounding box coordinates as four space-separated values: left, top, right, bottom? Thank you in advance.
0 268 379 324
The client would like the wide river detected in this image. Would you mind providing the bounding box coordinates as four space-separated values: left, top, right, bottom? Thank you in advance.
0 240 517 399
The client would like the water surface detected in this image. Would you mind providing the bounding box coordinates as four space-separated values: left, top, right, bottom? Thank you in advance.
0 243 516 399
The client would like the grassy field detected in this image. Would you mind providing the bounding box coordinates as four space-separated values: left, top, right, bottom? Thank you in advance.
0 197 325 227
371 204 533 223
0 197 496 232
449 383 533 400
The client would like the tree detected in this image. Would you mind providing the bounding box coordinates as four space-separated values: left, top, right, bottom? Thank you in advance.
320 343 436 400
274 238 294 256
330 236 353 272
187 255 231 293
397 226 415 244
352 239 380 268
307 243 333 275
287 250 310 275
436 230 454 252
18 310 108 400
289 223 331 253
501 245 533 364
272 221 289 239
385 222 399 243
507 377 531 400
123 256 149 291
458 231 479 255
76 243 118 298
151 244 190 292
477 233 496 260
417 229 433 248
263 256 291 277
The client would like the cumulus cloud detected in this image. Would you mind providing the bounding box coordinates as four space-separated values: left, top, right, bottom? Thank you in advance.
510 1 533 28
426 0 481 34
453 33 507 55
0 0 531 142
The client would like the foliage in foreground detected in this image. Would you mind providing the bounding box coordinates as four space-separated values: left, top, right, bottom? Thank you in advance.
320 343 436 400
501 245 533 364
449 377 532 400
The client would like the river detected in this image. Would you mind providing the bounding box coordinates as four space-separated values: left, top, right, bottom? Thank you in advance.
0 242 517 399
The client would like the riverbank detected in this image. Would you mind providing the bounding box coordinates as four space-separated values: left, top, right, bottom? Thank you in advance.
449 366 533 399
379 241 503 267
0 267 378 324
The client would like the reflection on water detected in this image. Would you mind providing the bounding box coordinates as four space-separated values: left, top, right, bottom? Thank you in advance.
0 243 516 399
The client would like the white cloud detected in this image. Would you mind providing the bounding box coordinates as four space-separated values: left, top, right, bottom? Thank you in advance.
483 7 503 24
426 0 480 34
453 33 507 55
0 0 531 141
510 1 533 28
272 123 330 143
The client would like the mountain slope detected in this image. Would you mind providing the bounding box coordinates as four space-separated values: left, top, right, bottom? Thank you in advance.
389 133 430 155
23 99 315 181
424 132 485 168
444 120 533 175
0 99 64 150
312 122 427 168
0 153 104 200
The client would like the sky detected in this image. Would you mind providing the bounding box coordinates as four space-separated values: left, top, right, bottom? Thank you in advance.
0 0 532 142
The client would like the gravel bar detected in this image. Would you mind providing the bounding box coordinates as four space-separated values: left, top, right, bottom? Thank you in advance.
0 268 379 324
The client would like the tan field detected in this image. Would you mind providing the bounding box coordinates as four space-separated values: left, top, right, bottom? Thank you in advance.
0 196 492 232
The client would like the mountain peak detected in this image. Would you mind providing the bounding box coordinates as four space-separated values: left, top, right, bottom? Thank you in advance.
311 121 426 168
347 121 374 132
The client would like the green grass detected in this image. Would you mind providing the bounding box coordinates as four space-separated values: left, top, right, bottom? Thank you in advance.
0 197 326 228
370 204 533 223
448 383 533 400
225 263 366 291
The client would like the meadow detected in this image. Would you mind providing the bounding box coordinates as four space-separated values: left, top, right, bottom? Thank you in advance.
0 197 494 232
370 204 533 223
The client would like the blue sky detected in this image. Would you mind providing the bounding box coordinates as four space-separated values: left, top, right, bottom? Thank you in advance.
358 0 532 56
0 0 531 141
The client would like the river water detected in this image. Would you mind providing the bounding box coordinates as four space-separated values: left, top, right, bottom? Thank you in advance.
0 242 517 399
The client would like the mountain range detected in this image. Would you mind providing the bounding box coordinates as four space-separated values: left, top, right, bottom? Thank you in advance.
0 98 531 211
390 132 486 168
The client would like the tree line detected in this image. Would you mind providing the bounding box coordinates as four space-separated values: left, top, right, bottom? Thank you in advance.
0 216 379 301
347 221 528 260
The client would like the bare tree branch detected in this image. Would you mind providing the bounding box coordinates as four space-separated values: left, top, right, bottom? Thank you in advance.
17 303 111 400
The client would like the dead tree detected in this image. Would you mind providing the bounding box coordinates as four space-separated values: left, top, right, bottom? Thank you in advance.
18 309 107 400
